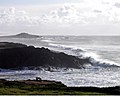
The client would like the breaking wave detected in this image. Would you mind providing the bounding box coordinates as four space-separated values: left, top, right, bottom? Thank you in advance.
48 43 120 68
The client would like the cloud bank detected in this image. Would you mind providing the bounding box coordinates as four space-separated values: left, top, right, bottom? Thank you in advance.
0 0 120 35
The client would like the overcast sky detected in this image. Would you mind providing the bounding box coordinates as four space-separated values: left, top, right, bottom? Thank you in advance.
0 0 120 36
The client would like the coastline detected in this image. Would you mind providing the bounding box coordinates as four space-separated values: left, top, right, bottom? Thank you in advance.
0 42 120 95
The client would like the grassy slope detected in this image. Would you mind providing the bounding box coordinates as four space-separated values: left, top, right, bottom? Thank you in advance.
0 80 119 95
0 87 104 95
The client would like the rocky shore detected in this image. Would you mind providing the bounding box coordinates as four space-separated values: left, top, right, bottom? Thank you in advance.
0 42 91 69
0 42 120 95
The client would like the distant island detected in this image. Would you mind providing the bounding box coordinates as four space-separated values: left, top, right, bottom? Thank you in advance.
0 33 40 38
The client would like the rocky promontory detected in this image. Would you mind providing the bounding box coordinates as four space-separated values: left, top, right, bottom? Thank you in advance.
0 42 91 69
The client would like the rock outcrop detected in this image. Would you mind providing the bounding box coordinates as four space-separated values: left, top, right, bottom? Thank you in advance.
0 42 91 69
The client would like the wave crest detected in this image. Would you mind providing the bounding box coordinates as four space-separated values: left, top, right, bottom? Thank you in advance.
48 43 120 68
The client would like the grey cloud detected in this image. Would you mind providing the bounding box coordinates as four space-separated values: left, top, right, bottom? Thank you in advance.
0 3 120 27
93 10 102 13
0 7 43 26
114 2 120 8
102 2 110 5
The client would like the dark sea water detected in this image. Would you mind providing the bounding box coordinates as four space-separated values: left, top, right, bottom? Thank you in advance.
0 36 120 87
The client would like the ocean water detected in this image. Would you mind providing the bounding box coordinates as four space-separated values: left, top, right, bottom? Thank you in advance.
0 36 120 87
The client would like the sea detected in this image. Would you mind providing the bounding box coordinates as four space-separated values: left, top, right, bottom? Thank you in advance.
0 36 120 87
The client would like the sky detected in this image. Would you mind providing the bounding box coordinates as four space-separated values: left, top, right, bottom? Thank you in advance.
0 0 120 36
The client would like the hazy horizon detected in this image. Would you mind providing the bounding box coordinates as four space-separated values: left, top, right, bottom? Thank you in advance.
1 32 120 37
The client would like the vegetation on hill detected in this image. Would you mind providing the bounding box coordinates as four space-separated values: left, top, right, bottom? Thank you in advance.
0 79 119 95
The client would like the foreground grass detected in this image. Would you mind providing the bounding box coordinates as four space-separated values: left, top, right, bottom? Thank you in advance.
0 79 119 95
0 88 104 95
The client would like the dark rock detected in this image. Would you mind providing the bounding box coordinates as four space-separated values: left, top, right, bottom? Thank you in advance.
36 77 42 81
0 42 91 69
0 42 27 49
0 79 6 82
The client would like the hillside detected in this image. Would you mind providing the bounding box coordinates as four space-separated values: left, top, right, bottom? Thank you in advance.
0 79 119 95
